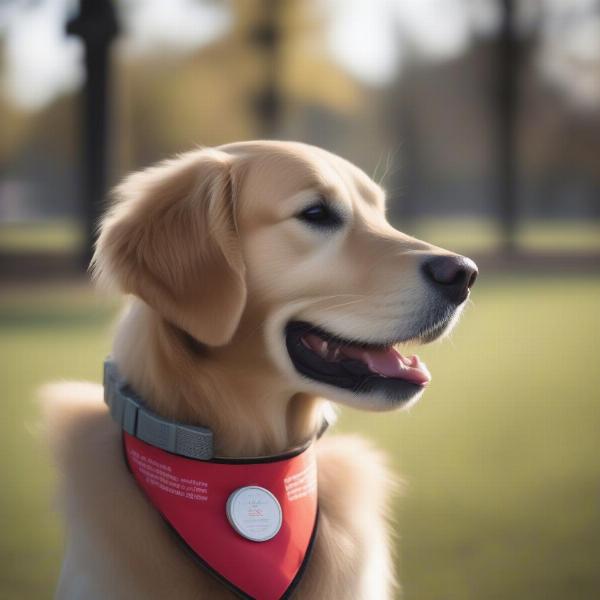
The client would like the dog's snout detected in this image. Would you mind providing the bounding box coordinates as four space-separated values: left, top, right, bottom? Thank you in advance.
421 255 478 304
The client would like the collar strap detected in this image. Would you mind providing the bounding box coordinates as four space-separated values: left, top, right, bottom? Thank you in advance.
104 360 215 460
104 359 330 462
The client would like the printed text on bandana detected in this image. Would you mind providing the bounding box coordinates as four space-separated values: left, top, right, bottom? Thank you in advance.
284 462 316 501
129 449 208 501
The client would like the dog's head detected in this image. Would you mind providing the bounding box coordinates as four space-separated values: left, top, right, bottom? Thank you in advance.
94 141 477 411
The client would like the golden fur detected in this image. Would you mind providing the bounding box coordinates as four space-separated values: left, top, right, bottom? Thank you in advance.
43 140 468 599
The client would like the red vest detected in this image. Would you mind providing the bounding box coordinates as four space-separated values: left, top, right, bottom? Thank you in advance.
123 433 318 599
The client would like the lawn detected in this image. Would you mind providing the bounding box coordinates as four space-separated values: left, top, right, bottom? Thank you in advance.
1 274 599 599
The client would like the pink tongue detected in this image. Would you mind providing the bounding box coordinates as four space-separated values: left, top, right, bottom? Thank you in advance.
342 346 431 385
302 334 431 385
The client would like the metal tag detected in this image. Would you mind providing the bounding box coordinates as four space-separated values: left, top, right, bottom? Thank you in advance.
226 486 283 542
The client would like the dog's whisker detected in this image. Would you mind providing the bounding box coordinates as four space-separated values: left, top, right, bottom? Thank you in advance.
371 151 385 184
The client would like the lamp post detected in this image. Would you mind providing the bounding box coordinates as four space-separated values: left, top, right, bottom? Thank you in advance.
252 0 282 138
497 0 519 254
67 0 118 269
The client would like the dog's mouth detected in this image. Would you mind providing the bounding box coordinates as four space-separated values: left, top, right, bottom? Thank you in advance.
285 321 432 405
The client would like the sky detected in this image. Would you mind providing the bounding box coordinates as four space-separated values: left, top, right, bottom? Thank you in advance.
0 0 599 111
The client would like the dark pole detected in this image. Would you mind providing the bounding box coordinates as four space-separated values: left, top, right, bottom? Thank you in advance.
497 0 519 254
389 26 421 231
67 0 118 269
252 0 282 138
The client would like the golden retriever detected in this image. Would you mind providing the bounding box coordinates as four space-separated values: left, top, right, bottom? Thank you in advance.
42 140 477 599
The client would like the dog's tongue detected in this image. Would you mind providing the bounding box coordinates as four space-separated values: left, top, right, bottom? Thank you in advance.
302 334 431 385
341 346 431 385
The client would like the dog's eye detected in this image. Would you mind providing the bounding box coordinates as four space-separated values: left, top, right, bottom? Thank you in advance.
297 202 343 229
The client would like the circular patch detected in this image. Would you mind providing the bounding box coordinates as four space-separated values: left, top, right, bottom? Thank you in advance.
226 486 283 542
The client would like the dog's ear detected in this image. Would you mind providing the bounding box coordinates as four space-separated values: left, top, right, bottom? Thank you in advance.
93 148 246 346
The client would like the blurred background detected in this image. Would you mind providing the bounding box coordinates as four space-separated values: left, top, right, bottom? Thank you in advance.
1 0 599 598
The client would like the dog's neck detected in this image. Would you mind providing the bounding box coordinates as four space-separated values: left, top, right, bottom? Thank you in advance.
111 300 325 457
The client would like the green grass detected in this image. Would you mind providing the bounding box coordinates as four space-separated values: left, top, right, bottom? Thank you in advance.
404 218 600 254
1 276 599 599
0 284 116 600
0 221 83 253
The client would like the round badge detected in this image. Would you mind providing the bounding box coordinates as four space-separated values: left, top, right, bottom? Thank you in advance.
226 486 283 542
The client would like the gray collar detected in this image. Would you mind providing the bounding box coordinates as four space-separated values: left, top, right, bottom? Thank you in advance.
103 359 328 461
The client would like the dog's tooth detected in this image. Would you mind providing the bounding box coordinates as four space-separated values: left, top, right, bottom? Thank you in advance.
407 354 421 367
325 346 340 361
320 340 328 357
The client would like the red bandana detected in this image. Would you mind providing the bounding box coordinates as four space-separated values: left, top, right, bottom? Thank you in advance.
123 433 318 600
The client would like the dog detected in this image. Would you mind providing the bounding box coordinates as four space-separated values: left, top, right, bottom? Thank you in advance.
42 140 477 599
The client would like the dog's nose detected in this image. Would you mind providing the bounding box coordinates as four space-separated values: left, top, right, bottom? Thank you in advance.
421 255 478 304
